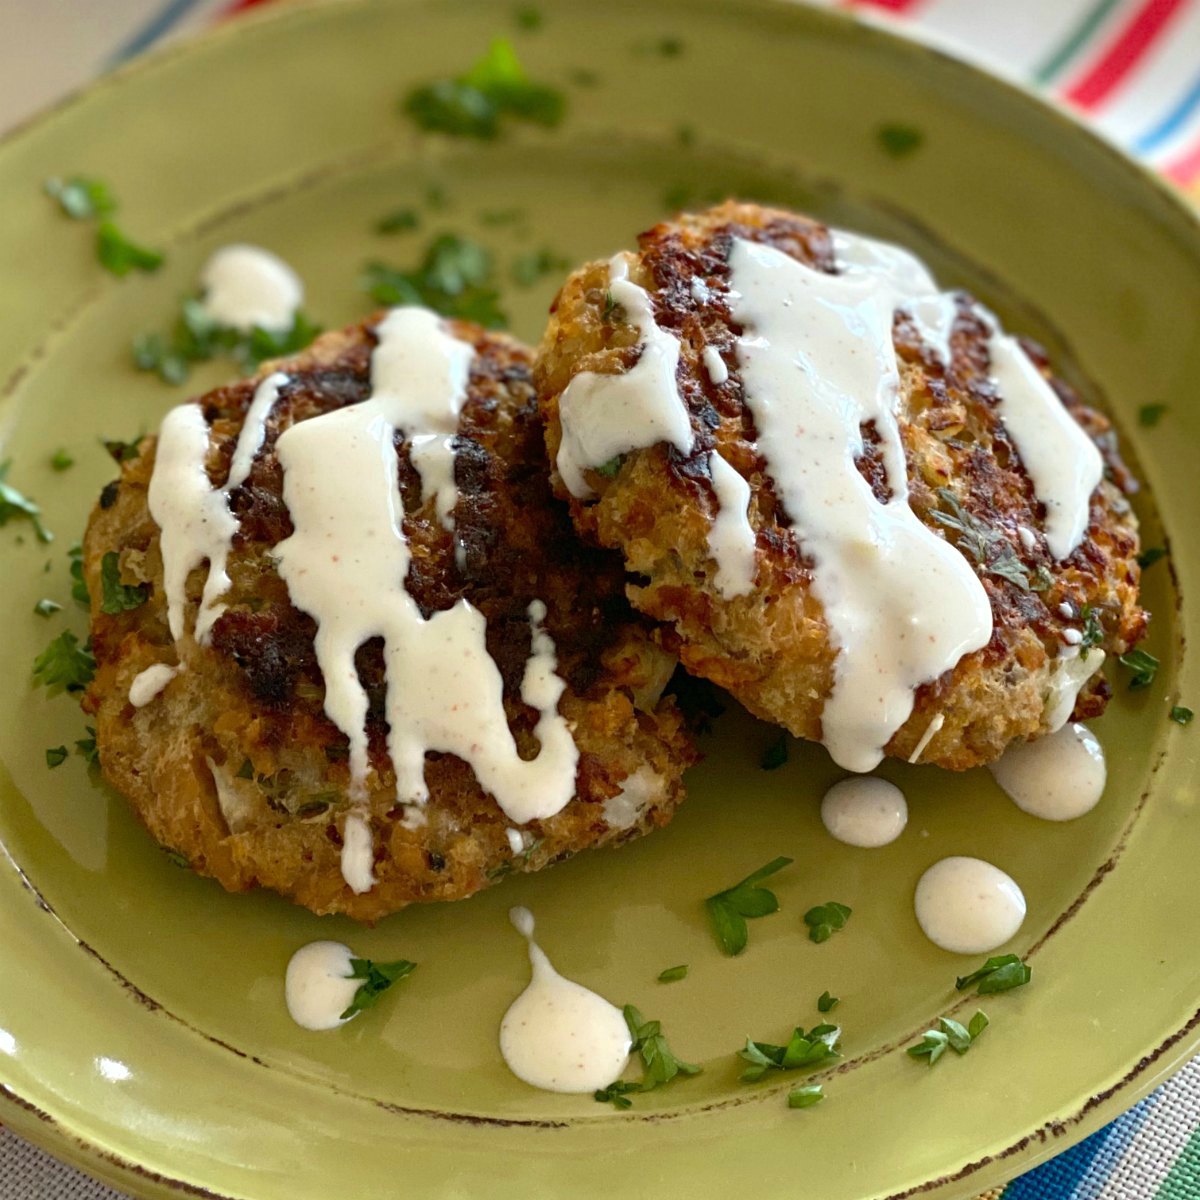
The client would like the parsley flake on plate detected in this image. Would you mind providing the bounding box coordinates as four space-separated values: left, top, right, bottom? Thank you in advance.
804 901 852 944
1138 546 1167 569
907 1011 988 1066
0 460 52 543
44 175 116 220
68 542 90 606
705 856 793 956
788 1084 824 1109
33 630 95 694
877 123 924 158
1118 649 1159 690
1138 403 1168 428
45 746 68 769
364 234 508 329
75 727 99 767
657 964 688 984
624 1004 701 1089
99 551 149 615
375 208 421 235
817 991 840 1013
50 449 74 472
1170 706 1194 726
739 1023 841 1082
403 38 565 140
340 958 417 1021
955 954 1031 995
593 1079 641 1109
96 221 163 277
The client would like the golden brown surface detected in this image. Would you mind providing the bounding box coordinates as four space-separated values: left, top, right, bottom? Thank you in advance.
535 201 1147 770
82 319 696 921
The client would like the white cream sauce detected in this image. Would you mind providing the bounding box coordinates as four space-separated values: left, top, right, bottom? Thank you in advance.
727 236 993 773
555 255 695 498
1044 646 1105 732
499 908 631 1093
272 308 579 833
907 712 945 764
820 777 908 847
990 722 1106 821
148 371 287 647
128 662 181 708
706 451 756 598
703 344 729 385
199 244 303 334
284 941 360 1031
914 856 1026 955
601 764 662 831
983 321 1103 560
340 812 377 895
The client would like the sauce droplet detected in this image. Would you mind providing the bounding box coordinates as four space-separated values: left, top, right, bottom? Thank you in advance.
499 907 631 1093
821 777 907 847
914 856 1026 955
989 723 1105 821
284 941 359 1031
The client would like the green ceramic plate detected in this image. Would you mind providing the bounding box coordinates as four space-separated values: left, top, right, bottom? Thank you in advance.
1 1 1196 1197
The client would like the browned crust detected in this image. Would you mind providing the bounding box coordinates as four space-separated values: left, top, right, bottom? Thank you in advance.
535 201 1147 770
82 319 696 921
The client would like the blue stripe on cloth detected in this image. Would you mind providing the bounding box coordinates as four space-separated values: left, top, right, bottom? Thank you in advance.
1133 71 1200 152
1005 1096 1153 1200
105 0 209 65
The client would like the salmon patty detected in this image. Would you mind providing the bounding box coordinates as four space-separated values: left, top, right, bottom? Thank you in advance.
82 316 696 921
535 202 1146 771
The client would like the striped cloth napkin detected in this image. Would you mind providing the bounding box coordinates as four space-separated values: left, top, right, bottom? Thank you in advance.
1 2 1198 1198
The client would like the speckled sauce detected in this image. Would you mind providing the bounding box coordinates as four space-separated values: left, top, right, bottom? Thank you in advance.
990 723 1106 821
499 907 631 1094
914 856 1027 955
821 777 908 848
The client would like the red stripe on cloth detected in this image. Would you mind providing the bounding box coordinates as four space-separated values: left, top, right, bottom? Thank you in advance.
222 0 277 14
1063 0 1186 110
846 0 926 11
1163 138 1200 184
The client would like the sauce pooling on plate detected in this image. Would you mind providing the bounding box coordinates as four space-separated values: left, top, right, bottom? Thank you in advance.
499 907 631 1094
990 723 1106 821
821 777 908 847
284 941 361 1031
914 856 1027 955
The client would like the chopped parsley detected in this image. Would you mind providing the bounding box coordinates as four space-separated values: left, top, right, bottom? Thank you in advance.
1170 706 1194 726
817 991 839 1013
788 1084 825 1109
760 734 789 770
134 300 321 386
954 954 1030 995
340 957 417 1020
0 461 52 543
44 176 116 220
593 1079 641 1109
877 123 924 158
657 964 688 983
624 1004 701 1089
1138 546 1167 569
594 456 623 479
1118 648 1159 690
68 542 89 605
99 551 149 614
50 448 74 472
34 598 62 618
907 1011 988 1066
931 488 1031 590
403 38 566 140
1138 403 1168 428
33 630 95 693
804 901 852 944
601 289 621 323
705 856 793 956
45 746 68 768
1079 605 1105 658
511 247 567 287
364 234 507 328
739 1023 841 1082
376 208 421 235
103 435 143 465
514 5 542 30
96 221 163 277
75 727 99 767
